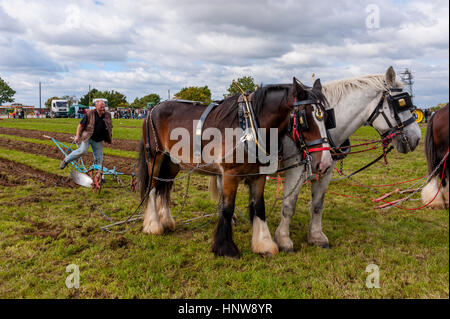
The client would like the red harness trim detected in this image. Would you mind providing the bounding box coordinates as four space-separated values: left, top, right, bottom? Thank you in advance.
308 147 330 153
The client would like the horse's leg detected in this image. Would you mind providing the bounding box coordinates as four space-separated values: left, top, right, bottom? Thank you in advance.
212 174 240 258
143 188 164 235
274 166 305 252
208 175 223 201
142 155 164 235
248 176 279 257
156 186 176 232
156 157 179 232
308 163 335 248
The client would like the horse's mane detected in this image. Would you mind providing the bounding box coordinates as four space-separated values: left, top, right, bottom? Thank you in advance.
252 84 291 115
213 84 291 124
322 74 404 106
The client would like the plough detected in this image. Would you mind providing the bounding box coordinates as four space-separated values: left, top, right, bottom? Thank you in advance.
44 135 136 192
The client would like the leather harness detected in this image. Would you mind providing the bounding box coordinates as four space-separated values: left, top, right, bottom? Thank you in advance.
367 88 417 141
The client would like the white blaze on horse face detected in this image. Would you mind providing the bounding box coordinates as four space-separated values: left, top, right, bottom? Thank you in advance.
312 106 332 173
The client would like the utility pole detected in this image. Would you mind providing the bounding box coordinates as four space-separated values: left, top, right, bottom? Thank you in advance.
88 85 91 106
168 89 170 100
39 81 41 110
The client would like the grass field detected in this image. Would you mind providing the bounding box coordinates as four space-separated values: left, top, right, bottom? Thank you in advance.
0 118 448 298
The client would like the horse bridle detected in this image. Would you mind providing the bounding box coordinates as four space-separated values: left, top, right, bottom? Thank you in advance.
366 87 417 145
288 98 330 157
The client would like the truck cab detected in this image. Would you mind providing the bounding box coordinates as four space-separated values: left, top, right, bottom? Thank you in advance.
92 98 109 110
50 100 69 118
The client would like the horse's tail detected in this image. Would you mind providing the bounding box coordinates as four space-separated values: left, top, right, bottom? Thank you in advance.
424 113 437 176
209 176 220 201
138 139 149 200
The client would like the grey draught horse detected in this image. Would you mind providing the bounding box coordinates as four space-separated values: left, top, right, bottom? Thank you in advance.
274 66 421 251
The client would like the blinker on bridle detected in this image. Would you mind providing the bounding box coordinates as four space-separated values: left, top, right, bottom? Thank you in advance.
366 87 416 141
289 98 330 155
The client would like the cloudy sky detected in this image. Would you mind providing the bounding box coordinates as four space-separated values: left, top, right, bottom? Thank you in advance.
0 0 448 108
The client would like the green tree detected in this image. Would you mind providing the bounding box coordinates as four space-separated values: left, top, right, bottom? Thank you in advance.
97 90 127 109
130 93 161 109
45 96 61 109
79 88 99 106
79 89 128 109
174 86 211 103
0 77 16 105
61 95 78 107
225 76 256 97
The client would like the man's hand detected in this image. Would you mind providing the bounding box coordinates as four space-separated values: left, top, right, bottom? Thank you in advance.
74 136 80 144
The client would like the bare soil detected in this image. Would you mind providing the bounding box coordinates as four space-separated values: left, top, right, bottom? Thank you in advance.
0 136 137 175
0 127 140 152
0 157 75 187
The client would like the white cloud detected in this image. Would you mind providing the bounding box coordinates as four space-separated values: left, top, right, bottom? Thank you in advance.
0 0 447 108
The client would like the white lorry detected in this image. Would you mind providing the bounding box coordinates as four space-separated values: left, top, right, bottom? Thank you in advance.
91 98 109 110
50 99 69 118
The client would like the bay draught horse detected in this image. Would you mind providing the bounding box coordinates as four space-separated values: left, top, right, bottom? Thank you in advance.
138 78 332 258
422 103 449 208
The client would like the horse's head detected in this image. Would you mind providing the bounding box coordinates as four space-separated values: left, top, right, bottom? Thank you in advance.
291 77 333 174
367 66 421 153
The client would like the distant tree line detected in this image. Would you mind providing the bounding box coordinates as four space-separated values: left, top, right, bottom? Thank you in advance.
3 74 448 112
0 76 16 105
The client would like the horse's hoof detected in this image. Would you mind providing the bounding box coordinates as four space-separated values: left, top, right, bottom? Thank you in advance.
261 250 278 257
274 235 294 253
252 240 279 257
161 218 176 232
143 221 164 235
308 232 329 248
212 241 240 259
280 247 295 253
308 241 330 248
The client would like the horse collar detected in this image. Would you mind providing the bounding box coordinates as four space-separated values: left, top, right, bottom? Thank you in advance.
237 92 269 159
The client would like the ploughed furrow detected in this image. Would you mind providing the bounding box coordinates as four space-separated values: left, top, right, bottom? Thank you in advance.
0 136 137 175
0 127 140 152
0 157 75 187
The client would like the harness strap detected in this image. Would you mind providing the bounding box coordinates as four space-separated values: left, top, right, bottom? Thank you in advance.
193 102 219 162
367 94 386 125
305 138 329 147
333 146 394 181
144 113 152 162
308 146 331 153
294 99 321 106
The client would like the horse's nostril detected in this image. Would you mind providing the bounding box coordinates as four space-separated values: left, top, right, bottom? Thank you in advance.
315 162 321 172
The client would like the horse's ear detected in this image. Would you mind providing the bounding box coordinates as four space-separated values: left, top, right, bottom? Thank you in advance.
293 77 308 100
385 66 396 87
313 78 322 91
